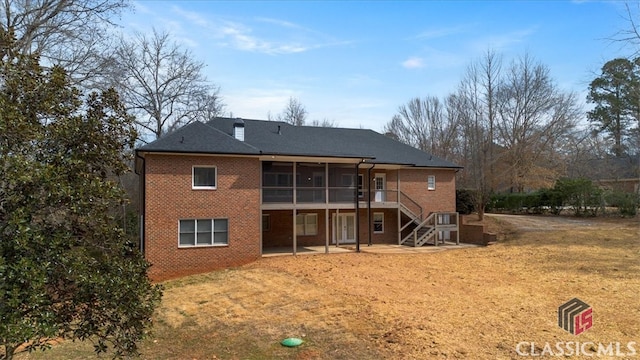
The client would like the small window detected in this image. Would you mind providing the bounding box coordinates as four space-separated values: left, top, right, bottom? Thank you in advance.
179 219 228 247
193 166 217 189
262 214 270 231
427 175 436 190
358 174 364 198
373 212 384 233
296 213 318 236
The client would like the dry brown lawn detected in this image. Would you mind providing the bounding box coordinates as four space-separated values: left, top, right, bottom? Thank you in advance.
17 214 640 359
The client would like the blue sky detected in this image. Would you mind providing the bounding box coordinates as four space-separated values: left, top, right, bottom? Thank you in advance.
120 1 631 131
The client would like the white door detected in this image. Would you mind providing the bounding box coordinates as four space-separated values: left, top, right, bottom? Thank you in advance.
374 173 386 202
333 213 356 244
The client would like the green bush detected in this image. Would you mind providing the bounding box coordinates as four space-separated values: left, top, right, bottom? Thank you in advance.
488 178 607 217
604 190 639 216
553 178 603 217
489 192 549 214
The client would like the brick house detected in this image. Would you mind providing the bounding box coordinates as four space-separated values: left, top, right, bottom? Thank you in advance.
136 117 462 280
571 155 640 194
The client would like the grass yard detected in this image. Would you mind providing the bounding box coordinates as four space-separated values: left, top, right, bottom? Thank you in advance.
16 214 640 359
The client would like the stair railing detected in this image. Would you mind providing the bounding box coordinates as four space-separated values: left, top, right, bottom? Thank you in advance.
399 191 423 221
401 212 436 246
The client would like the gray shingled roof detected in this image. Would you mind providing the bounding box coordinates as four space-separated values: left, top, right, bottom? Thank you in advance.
138 117 461 169
138 121 259 155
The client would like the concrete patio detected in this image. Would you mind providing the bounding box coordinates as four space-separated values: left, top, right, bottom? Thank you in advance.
262 242 479 257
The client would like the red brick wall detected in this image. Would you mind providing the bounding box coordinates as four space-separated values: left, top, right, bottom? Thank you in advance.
399 168 456 215
358 208 398 244
263 208 399 247
263 210 329 247
144 154 261 281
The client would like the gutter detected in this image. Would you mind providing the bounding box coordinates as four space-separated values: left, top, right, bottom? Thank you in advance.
366 163 376 246
134 151 145 254
355 159 368 253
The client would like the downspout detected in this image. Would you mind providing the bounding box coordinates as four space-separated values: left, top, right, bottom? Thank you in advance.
355 160 364 253
134 151 145 254
366 163 376 246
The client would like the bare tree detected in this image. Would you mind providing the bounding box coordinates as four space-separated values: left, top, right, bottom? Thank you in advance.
612 2 640 56
0 0 131 89
450 50 503 219
271 97 308 126
191 86 227 123
114 29 224 140
495 53 581 192
386 50 580 219
309 118 338 127
384 96 458 159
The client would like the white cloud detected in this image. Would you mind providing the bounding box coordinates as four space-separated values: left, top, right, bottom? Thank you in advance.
167 6 346 55
402 56 425 69
255 17 303 30
472 27 538 52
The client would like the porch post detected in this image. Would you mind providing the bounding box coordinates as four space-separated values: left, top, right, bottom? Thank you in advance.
335 208 339 247
397 208 402 245
325 162 329 253
325 208 329 253
456 212 460 245
397 169 401 245
292 161 297 256
366 164 374 246
355 162 360 253
293 209 297 255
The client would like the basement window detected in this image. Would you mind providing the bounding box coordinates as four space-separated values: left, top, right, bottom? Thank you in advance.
179 219 228 247
373 212 384 233
296 213 318 236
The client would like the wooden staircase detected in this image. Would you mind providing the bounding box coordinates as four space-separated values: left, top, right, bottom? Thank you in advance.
401 222 437 247
398 193 460 247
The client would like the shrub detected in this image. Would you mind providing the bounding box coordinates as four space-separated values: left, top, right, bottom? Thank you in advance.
553 178 603 217
604 190 639 216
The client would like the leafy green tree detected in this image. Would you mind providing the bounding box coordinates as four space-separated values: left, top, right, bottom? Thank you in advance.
0 33 161 359
587 57 640 156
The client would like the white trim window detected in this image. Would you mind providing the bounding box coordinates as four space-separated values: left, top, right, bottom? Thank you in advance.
179 219 228 246
296 213 318 236
373 212 384 233
193 166 217 189
427 175 436 190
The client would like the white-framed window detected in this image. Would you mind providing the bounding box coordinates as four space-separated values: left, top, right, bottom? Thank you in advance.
373 212 384 233
179 219 228 247
358 174 364 198
262 214 270 231
427 175 436 190
193 166 217 189
296 213 318 236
